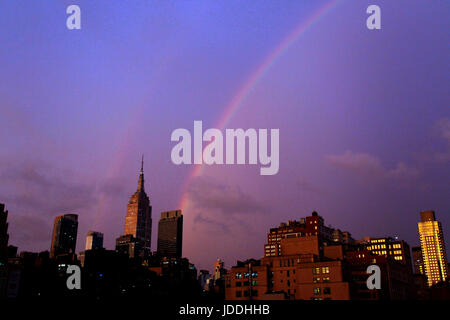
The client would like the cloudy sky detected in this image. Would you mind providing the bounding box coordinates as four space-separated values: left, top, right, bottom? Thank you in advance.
0 0 448 271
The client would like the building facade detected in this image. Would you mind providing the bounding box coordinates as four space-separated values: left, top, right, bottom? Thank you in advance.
157 210 183 258
224 259 270 300
50 214 78 258
85 231 104 250
360 237 412 267
418 210 449 286
264 211 353 258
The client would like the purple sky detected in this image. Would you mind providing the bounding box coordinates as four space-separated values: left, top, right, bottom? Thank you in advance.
0 0 449 271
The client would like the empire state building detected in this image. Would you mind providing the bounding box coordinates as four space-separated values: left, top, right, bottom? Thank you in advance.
124 156 152 257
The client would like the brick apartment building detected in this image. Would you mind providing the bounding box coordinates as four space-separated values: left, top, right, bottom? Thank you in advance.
225 211 414 300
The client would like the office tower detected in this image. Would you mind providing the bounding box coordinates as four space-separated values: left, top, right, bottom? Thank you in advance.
50 214 78 258
418 210 449 286
362 237 412 266
85 231 104 250
124 156 152 257
412 246 425 275
157 210 183 258
0 203 9 261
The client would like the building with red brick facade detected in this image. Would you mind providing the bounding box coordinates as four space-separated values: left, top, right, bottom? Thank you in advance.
225 211 415 300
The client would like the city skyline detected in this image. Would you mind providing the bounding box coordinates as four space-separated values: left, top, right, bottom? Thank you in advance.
1 177 448 275
0 0 449 272
1 155 448 271
3 200 447 300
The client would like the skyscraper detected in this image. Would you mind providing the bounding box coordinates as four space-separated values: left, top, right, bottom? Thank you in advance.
85 231 104 250
418 210 449 286
157 210 183 258
124 156 152 257
50 214 78 258
0 203 9 261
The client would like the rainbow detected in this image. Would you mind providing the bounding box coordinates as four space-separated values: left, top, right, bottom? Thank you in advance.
178 0 341 213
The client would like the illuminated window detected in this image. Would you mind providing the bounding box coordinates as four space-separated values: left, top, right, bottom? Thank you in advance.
322 266 330 274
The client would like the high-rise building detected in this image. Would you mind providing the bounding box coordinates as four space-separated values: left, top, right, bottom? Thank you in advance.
50 214 78 258
85 231 104 250
0 203 9 261
418 210 449 286
124 156 152 257
412 246 425 275
157 210 183 258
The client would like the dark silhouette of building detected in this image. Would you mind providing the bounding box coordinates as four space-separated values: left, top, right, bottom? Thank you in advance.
198 270 212 291
418 210 448 286
345 250 414 300
85 231 103 250
0 203 9 262
412 246 425 275
115 234 141 259
123 156 152 257
50 214 78 258
157 210 183 258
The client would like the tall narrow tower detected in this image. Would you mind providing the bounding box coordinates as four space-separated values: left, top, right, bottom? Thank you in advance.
418 210 448 286
124 156 152 257
50 214 78 258
157 210 183 258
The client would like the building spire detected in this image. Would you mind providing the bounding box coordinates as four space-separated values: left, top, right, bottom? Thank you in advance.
137 154 145 192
